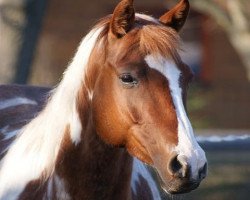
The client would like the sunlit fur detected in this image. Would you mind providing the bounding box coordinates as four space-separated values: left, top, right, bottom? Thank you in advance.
0 97 37 110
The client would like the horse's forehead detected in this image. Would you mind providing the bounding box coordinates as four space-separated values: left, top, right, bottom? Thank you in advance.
109 36 142 65
144 55 182 89
110 17 159 61
111 34 178 68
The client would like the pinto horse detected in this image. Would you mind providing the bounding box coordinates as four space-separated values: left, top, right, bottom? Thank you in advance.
0 0 207 199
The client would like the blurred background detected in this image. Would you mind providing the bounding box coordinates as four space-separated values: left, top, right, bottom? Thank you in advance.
0 0 249 199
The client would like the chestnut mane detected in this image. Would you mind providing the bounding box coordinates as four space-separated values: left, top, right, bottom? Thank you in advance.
96 15 181 61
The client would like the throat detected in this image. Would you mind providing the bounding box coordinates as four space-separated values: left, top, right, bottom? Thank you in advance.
54 125 133 200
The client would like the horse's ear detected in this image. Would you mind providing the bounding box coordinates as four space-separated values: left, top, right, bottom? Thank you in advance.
159 0 189 32
110 0 135 38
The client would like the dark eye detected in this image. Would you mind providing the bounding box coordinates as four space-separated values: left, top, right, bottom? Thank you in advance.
119 73 138 87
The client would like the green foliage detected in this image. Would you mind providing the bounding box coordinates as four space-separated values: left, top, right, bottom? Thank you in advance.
187 83 214 129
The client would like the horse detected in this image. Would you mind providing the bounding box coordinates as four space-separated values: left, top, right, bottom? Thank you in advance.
0 0 207 199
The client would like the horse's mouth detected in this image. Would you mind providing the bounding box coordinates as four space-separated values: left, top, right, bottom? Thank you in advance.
161 181 200 194
153 167 201 194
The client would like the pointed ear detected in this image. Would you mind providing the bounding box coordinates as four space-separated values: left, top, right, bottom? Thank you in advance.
110 0 135 38
159 0 189 32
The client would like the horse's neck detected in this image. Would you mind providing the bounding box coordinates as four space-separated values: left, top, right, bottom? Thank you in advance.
48 61 133 198
15 94 133 200
0 26 135 199
52 121 133 200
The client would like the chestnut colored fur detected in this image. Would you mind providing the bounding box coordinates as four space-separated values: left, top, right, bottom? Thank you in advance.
159 0 190 32
0 0 201 199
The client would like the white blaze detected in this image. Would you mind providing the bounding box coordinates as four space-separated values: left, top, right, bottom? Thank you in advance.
145 55 207 179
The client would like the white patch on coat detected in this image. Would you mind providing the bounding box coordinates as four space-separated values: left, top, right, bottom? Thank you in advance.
45 175 71 200
0 27 103 199
53 175 71 200
131 158 161 199
1 126 20 141
0 127 20 156
145 55 207 179
45 177 53 200
0 97 37 110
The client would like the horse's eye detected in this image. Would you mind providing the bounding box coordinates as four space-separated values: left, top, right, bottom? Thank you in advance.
119 73 138 86
120 74 134 83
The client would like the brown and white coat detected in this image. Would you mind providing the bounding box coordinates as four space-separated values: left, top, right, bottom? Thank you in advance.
0 0 207 199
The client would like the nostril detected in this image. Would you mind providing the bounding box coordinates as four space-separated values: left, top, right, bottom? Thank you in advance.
168 155 182 175
199 163 207 180
168 154 189 179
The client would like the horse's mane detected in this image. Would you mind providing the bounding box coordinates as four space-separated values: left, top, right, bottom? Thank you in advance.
0 13 181 197
0 21 105 197
140 24 180 60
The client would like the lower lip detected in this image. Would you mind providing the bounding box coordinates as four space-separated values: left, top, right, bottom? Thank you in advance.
161 182 200 194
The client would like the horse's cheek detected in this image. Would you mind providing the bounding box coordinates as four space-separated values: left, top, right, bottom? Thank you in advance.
92 96 127 146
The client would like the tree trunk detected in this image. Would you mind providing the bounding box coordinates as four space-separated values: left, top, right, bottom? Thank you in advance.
0 0 25 83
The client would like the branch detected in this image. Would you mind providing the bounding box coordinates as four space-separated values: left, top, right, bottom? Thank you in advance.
227 0 249 32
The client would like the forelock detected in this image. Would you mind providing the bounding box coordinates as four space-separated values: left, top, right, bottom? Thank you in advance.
139 24 180 62
93 14 181 63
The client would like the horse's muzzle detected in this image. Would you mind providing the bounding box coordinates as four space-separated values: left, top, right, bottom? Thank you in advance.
166 179 201 194
158 153 207 194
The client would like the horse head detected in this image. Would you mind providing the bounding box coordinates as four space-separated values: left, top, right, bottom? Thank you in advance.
84 0 207 194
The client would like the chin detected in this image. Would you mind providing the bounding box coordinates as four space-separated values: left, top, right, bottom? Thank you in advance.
164 182 200 195
160 179 201 195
